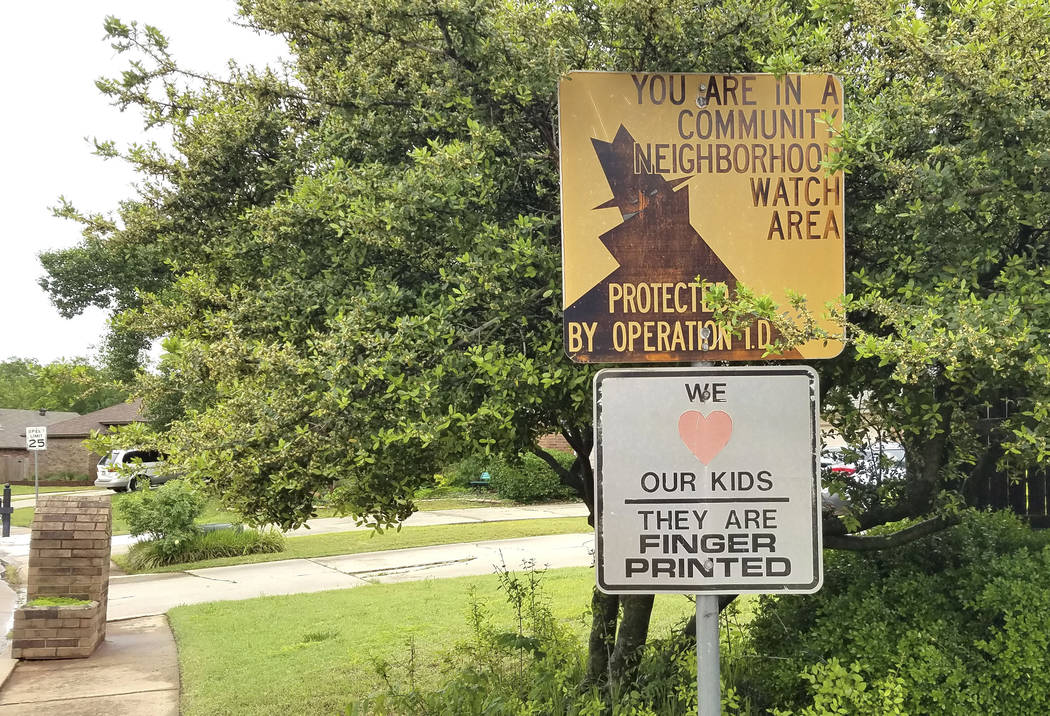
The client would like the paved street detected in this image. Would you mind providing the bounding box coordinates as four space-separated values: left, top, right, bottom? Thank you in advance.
0 502 590 573
283 501 588 535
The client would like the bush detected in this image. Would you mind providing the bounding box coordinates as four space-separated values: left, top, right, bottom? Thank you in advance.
116 480 206 558
736 510 1050 715
442 455 492 488
489 451 576 502
42 471 90 483
125 527 285 570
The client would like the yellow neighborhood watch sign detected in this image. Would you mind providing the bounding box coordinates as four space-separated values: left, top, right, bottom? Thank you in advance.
559 71 845 363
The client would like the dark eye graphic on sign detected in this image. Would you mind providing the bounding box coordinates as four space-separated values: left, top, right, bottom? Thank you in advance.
559 72 845 363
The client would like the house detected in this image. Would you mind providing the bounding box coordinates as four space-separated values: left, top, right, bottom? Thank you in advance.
41 400 146 479
0 408 80 483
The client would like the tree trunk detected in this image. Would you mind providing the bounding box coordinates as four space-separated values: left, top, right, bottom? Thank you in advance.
609 594 655 689
585 588 619 687
680 594 738 643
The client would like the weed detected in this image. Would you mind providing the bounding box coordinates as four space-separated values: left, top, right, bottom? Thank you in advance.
3 563 22 587
25 596 91 607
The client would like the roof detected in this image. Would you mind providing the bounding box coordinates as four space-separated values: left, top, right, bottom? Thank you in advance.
44 399 145 438
0 409 80 449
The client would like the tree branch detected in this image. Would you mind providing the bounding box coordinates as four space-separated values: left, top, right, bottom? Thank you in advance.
823 515 958 551
529 444 570 481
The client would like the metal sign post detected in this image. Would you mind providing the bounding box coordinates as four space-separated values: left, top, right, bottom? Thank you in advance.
26 426 47 502
697 594 721 715
693 360 720 716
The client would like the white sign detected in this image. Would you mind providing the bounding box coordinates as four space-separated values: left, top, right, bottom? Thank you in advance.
594 367 822 594
25 426 47 451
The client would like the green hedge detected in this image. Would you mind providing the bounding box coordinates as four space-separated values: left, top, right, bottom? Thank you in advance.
442 455 491 488
736 510 1050 715
443 450 578 502
489 451 576 502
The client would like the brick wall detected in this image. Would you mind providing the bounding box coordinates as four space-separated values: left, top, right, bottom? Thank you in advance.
0 440 95 481
537 433 574 453
11 602 106 659
11 495 112 659
41 437 98 478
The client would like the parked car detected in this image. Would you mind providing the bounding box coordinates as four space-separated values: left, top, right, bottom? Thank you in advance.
821 441 907 515
94 449 170 492
821 441 906 483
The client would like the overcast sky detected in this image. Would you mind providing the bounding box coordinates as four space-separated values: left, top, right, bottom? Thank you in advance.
0 2 287 364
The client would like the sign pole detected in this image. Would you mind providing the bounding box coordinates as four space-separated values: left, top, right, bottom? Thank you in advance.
697 595 720 715
692 358 719 716
34 450 39 503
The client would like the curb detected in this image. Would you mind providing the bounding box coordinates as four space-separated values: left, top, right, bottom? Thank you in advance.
0 574 20 691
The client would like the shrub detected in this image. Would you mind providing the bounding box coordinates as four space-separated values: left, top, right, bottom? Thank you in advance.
116 480 206 558
443 455 492 488
125 527 285 571
736 510 1050 715
489 451 576 502
43 471 90 483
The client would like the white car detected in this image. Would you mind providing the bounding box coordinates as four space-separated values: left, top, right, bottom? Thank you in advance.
94 449 170 492
821 442 906 515
822 442 906 482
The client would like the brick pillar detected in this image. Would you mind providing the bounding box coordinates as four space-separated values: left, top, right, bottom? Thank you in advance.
12 495 112 659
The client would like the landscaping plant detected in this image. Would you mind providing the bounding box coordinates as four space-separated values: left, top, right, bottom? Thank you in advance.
118 481 285 569
355 565 717 715
736 510 1050 715
117 480 206 559
488 452 576 503
125 527 284 571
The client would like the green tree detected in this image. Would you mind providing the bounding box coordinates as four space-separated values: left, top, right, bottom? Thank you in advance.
0 359 39 409
40 0 1050 696
0 357 126 414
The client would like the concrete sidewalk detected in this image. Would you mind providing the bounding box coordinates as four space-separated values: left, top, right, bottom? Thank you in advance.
0 616 178 715
107 531 595 620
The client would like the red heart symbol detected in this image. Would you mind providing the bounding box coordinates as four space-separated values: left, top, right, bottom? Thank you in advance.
678 410 733 464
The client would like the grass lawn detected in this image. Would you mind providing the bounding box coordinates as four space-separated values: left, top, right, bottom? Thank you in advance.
114 516 590 573
8 485 96 496
411 484 515 511
413 495 507 510
169 567 706 716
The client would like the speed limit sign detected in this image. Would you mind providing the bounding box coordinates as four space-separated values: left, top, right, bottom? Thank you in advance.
25 426 47 451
